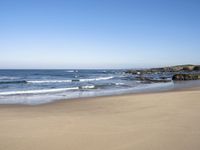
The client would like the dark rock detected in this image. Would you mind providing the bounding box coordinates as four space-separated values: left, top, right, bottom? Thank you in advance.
125 64 200 75
136 76 171 83
193 66 200 71
146 78 171 83
172 74 200 81
125 70 137 74
72 79 79 82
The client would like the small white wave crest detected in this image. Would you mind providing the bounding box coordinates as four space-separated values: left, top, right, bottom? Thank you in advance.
80 76 113 82
65 70 74 73
115 82 125 85
0 87 79 96
27 80 72 83
81 85 95 89
0 76 19 80
27 76 113 84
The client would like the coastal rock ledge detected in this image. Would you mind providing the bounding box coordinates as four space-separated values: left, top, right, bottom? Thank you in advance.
172 74 200 81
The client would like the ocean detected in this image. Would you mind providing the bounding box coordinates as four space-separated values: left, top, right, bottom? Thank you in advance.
0 69 199 105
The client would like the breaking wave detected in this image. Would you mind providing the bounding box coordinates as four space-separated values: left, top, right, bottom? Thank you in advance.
0 87 79 96
28 76 114 84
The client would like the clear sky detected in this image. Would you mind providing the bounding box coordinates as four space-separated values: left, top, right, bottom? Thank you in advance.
0 0 200 69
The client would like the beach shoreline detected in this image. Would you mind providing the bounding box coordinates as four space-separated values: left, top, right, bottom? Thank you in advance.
0 86 200 150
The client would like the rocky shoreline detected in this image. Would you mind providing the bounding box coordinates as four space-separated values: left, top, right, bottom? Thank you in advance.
172 74 200 81
125 64 200 82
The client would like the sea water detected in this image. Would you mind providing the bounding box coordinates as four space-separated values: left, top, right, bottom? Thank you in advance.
0 69 199 105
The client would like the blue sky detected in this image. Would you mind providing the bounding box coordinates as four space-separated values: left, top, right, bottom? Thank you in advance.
0 0 200 69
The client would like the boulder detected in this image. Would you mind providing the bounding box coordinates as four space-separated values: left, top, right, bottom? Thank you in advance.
193 66 200 71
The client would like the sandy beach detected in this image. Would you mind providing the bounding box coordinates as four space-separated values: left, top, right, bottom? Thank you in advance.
0 88 200 150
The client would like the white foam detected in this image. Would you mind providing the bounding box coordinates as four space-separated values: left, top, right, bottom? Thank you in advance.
81 85 95 89
0 76 19 80
115 82 125 85
27 80 72 83
0 87 79 96
65 70 74 73
27 76 113 84
80 76 113 82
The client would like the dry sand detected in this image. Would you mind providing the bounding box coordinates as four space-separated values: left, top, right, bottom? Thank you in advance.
0 89 200 150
